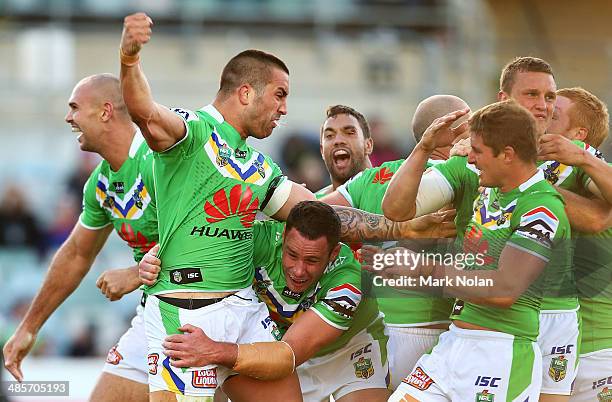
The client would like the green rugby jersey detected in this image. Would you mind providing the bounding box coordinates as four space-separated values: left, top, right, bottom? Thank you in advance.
338 159 454 326
450 170 571 340
537 140 605 311
574 164 612 354
252 220 384 357
575 227 612 354
538 140 603 193
80 131 157 263
149 105 285 294
432 156 482 237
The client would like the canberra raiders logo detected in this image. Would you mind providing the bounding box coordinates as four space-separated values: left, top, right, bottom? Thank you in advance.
216 143 232 167
353 357 374 379
548 355 568 382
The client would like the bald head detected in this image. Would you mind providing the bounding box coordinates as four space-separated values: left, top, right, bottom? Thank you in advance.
412 95 470 142
74 73 127 115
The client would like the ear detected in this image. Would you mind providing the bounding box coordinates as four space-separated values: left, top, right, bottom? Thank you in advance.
503 145 516 162
238 84 253 106
497 91 508 101
364 137 374 155
574 127 588 142
100 102 113 122
328 243 341 262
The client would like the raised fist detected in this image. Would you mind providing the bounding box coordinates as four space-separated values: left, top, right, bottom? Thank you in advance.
120 12 153 56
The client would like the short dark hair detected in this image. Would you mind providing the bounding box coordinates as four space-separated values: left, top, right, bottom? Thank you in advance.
285 201 340 251
499 56 554 94
324 105 371 139
469 100 538 163
219 49 289 97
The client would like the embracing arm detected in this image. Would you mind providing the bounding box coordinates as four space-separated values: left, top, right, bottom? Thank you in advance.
559 188 612 233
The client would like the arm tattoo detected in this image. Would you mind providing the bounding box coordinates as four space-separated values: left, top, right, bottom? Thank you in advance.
333 206 398 242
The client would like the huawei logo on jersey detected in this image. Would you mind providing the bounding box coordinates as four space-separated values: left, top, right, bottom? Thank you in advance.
204 185 259 228
118 223 157 253
372 167 393 185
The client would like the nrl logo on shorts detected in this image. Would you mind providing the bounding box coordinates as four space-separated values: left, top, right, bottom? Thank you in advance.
548 355 567 382
353 356 374 379
105 344 123 365
475 389 495 402
598 387 612 402
216 143 232 167
172 271 182 283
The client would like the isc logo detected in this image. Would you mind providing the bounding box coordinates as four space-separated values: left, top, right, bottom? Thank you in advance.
350 343 372 360
474 376 501 387
261 316 274 329
592 375 612 390
550 344 574 355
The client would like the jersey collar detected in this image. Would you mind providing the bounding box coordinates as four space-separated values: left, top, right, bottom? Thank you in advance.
200 104 224 124
128 126 145 158
518 169 545 192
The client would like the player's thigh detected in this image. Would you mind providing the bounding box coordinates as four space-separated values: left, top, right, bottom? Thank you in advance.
539 394 569 402
90 372 149 402
335 388 391 402
222 373 303 402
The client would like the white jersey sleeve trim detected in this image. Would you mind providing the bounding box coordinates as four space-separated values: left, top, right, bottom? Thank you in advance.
262 178 292 216
336 184 355 207
414 169 455 217
77 216 112 231
310 307 349 331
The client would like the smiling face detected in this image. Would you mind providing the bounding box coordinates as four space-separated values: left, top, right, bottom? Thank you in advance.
320 113 372 186
499 71 556 136
64 81 103 152
281 227 339 293
244 67 289 139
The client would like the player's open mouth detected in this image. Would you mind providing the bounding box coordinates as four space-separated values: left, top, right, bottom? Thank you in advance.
288 274 308 285
333 149 351 169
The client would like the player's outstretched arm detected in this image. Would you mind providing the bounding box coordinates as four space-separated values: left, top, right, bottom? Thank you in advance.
558 188 612 233
382 109 468 221
334 206 456 243
119 13 186 152
3 224 112 381
269 182 316 221
163 310 342 380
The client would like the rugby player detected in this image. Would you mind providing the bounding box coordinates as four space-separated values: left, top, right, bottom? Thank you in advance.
544 88 612 402
3 74 156 402
318 97 470 389
380 100 572 401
